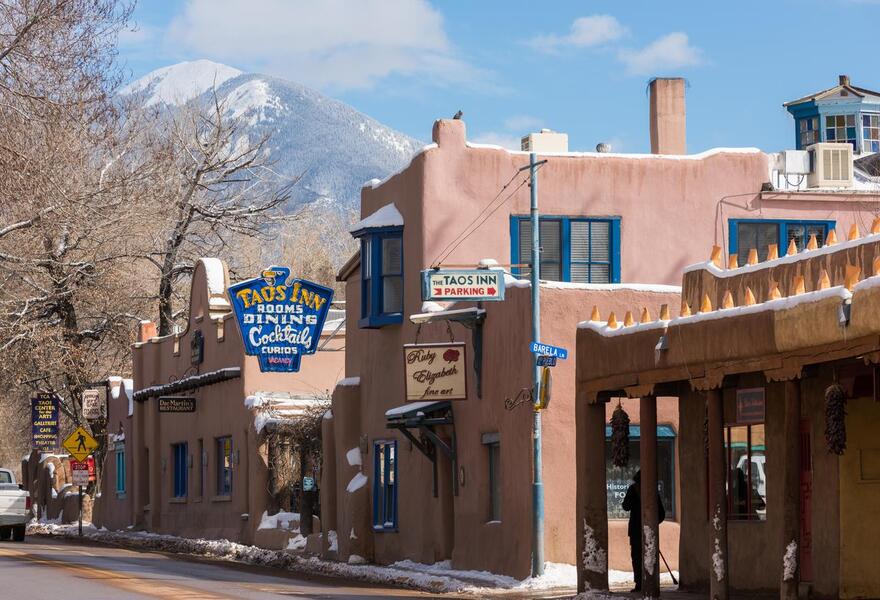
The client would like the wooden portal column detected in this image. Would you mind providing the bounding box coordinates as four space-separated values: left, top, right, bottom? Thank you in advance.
780 380 801 600
640 395 660 598
707 388 729 600
576 395 609 592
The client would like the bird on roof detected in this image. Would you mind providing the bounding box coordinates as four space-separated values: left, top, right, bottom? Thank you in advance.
453 110 463 120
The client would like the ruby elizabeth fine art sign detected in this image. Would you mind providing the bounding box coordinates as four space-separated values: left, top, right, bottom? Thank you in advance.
403 342 467 402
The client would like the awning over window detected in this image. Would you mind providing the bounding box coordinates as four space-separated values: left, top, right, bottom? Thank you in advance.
604 425 676 438
385 400 451 424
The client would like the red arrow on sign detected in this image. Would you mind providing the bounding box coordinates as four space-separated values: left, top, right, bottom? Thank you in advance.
434 288 442 295
487 287 496 295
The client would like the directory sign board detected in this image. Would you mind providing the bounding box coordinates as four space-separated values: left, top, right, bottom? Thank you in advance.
228 266 334 373
31 394 59 451
421 269 505 302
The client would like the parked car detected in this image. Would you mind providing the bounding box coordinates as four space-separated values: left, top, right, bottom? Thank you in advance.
0 468 31 541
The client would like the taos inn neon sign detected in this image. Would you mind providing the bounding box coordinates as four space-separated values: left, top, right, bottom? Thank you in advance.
228 266 334 372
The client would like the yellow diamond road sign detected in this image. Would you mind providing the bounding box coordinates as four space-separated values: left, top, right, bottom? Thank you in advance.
62 426 99 462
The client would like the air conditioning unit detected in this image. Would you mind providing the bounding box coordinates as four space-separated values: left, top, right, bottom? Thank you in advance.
807 142 853 188
521 129 569 153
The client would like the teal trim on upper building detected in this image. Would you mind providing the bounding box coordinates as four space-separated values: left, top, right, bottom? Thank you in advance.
784 75 880 153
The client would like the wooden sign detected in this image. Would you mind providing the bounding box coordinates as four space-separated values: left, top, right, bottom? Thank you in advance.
403 343 467 402
158 396 196 413
82 388 105 420
421 269 505 302
736 388 765 424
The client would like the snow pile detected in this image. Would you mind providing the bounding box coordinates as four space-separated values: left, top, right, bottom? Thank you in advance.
336 376 360 387
286 534 307 551
346 448 361 466
348 554 367 565
258 511 300 531
581 520 607 573
712 507 725 582
346 472 367 493
29 519 581 594
349 203 403 232
327 530 338 552
783 539 798 581
643 525 657 575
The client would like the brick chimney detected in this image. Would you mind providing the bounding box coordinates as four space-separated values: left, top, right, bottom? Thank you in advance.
649 78 686 155
137 320 157 343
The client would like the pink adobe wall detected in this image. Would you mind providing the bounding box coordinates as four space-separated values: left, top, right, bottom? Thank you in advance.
361 119 879 289
124 259 344 544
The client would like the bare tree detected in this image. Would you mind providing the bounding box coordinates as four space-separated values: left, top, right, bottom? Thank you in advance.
140 93 299 335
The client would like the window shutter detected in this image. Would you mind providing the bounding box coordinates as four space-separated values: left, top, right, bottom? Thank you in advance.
590 221 610 263
540 220 561 281
382 237 402 275
518 220 532 277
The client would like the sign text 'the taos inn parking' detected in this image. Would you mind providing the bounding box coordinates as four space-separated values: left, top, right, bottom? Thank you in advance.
403 343 467 401
421 269 505 302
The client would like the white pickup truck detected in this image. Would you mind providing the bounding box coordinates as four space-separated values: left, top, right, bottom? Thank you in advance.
0 468 31 541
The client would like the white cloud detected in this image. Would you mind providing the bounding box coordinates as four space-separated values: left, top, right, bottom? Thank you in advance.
471 132 523 150
160 0 487 91
618 32 704 76
503 115 543 132
527 15 628 53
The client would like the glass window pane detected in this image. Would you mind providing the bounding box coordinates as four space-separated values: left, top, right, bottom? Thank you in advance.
837 115 845 126
571 222 589 262
847 114 855 126
786 224 806 251
362 239 371 280
826 116 835 127
737 222 779 264
571 264 589 283
727 426 750 519
590 221 610 262
382 276 403 313
750 424 767 520
827 129 836 140
589 264 610 283
381 237 401 275
518 220 532 278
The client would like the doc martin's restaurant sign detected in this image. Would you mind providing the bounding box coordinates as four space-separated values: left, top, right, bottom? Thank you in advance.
403 342 467 401
228 266 334 372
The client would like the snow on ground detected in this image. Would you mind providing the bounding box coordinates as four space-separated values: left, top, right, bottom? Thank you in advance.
257 510 300 531
27 521 582 595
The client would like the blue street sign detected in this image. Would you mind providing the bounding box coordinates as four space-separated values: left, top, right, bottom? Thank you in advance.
228 266 334 373
529 342 568 360
536 355 557 367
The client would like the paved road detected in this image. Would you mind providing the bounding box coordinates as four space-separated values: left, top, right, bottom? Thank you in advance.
0 536 439 599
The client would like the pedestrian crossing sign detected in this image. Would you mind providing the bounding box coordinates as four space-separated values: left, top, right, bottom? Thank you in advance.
62 426 99 462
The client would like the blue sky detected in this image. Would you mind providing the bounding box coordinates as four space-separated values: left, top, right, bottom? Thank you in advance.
119 0 880 153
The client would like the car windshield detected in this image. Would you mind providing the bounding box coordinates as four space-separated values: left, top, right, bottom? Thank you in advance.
0 472 11 484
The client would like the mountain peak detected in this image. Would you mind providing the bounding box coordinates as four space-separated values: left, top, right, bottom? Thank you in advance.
122 59 243 107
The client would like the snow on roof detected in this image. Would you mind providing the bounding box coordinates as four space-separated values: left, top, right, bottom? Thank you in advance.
385 401 444 417
465 142 763 161
336 376 360 387
245 391 329 434
200 258 229 298
579 286 852 337
121 60 243 107
363 143 438 190
683 231 880 278
349 203 403 232
502 273 681 294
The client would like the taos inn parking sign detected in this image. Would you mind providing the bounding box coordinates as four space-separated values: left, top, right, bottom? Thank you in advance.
421 269 504 302
228 266 334 373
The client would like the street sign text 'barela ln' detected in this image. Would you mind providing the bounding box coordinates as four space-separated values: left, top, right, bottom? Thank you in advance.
421 269 504 302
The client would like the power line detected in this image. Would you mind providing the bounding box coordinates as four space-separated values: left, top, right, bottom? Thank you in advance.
430 170 521 267
432 163 546 267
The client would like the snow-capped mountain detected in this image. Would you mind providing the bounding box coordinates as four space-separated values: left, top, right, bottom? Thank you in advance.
122 60 422 210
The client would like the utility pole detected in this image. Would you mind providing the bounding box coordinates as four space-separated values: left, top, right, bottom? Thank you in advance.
529 151 544 577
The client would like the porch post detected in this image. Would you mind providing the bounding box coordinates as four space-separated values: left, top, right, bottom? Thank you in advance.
707 388 729 600
640 395 660 598
576 395 609 592
781 380 801 600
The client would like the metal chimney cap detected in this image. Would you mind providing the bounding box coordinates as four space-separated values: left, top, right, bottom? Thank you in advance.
596 142 612 153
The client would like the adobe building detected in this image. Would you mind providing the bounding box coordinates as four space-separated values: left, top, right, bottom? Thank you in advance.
575 227 880 599
321 75 880 580
93 258 345 545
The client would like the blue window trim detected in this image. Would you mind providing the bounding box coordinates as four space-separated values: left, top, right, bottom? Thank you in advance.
216 436 233 496
372 440 398 532
728 219 836 259
115 449 125 495
509 215 621 283
172 442 187 499
354 227 403 328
